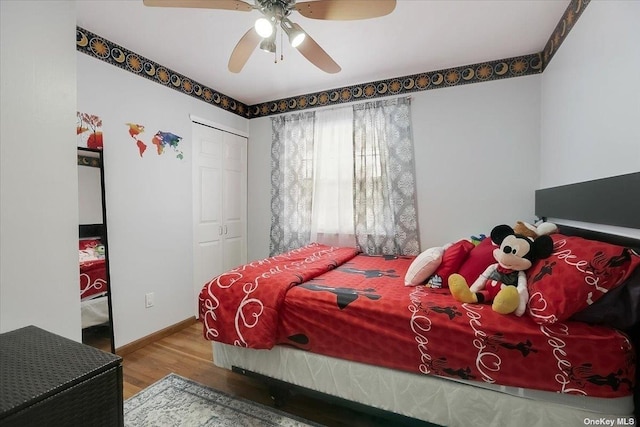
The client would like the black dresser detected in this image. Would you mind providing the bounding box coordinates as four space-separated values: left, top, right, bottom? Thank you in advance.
0 325 123 427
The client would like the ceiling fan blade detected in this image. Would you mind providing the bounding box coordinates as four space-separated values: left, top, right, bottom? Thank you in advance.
295 0 396 20
142 0 252 11
228 27 261 73
293 24 341 74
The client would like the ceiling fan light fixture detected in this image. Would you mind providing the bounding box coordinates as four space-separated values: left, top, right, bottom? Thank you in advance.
254 17 273 38
282 21 306 48
260 38 276 53
289 30 305 48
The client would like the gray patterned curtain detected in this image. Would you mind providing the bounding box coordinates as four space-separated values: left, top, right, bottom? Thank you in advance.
269 112 315 256
353 97 420 255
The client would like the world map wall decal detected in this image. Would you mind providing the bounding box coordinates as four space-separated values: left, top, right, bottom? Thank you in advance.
125 122 183 160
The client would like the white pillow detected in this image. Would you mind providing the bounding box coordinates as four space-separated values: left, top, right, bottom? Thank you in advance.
404 246 444 286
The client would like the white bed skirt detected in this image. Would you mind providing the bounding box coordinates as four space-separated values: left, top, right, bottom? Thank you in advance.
213 342 634 427
81 296 109 329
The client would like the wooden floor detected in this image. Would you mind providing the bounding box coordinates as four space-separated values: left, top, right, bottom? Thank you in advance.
121 322 427 427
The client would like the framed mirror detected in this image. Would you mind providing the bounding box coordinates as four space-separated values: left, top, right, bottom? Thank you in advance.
78 147 115 353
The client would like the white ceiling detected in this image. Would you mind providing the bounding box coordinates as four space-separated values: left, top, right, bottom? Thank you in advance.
76 0 571 106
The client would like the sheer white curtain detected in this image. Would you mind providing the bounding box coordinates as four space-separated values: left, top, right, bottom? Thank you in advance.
309 106 356 247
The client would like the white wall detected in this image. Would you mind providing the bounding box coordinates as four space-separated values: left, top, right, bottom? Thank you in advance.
248 75 541 259
247 117 273 262
0 1 80 340
540 1 640 187
77 53 248 347
412 76 541 247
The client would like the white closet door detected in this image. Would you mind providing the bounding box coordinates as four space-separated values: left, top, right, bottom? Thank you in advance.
192 121 247 316
221 131 247 272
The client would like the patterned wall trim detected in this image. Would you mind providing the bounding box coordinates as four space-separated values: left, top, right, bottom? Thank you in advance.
78 154 101 168
76 27 251 118
249 54 542 118
77 0 587 119
542 0 591 71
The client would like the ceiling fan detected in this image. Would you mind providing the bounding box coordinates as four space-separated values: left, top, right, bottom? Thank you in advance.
142 0 397 74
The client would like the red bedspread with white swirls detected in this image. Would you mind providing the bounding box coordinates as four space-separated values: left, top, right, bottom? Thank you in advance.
199 243 635 399
80 259 108 301
199 243 359 348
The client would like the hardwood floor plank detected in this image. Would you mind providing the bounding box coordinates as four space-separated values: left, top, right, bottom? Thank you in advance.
121 322 426 427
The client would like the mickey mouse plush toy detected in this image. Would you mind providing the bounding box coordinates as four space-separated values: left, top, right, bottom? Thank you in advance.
448 224 554 316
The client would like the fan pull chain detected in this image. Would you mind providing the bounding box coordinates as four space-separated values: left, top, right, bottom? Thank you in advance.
280 28 284 62
273 31 277 64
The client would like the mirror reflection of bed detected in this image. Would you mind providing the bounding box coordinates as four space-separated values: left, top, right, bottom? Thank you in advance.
78 147 114 353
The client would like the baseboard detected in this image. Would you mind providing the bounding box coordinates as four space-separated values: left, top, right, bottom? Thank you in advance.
115 316 197 356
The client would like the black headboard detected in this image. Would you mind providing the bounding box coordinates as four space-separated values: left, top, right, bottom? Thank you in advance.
535 172 640 229
535 173 640 418
79 223 105 239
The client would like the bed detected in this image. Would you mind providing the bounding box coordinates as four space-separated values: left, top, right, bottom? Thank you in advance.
79 224 110 329
198 173 640 427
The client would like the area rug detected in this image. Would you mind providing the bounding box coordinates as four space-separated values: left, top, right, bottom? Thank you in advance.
124 373 322 426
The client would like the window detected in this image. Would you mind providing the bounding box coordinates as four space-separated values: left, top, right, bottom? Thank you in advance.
270 98 419 256
310 107 355 247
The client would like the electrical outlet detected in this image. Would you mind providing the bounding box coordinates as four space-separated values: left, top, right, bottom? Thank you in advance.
145 292 155 308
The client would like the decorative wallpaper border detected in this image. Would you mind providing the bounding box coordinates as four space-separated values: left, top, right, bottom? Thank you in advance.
76 27 251 118
76 0 588 119
78 154 101 168
250 54 542 118
542 0 591 70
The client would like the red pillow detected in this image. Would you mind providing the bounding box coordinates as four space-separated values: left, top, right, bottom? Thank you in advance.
527 234 640 325
457 237 497 283
427 239 474 288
